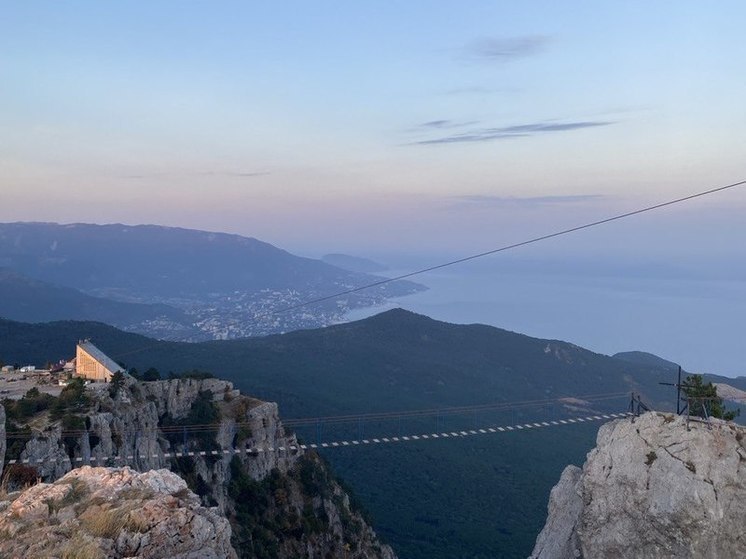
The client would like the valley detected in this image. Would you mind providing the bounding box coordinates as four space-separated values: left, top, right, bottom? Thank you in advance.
3 311 741 557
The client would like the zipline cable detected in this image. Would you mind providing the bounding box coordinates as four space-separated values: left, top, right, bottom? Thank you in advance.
274 178 746 314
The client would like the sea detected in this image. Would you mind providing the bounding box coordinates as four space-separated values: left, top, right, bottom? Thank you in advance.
345 266 746 379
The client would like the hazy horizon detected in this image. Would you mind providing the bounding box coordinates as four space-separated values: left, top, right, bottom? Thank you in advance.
3 3 746 378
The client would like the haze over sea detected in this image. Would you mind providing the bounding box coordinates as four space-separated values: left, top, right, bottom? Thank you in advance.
4 2 746 379
345 260 746 379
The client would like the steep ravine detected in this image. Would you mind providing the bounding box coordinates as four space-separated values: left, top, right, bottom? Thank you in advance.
530 412 746 559
0 376 395 558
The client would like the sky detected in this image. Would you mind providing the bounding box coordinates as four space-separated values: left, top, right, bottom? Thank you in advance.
2 2 746 373
2 1 745 251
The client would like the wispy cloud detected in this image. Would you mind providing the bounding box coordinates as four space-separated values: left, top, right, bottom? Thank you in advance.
194 171 270 178
463 36 550 62
412 120 613 146
421 120 454 128
120 170 269 180
418 119 480 130
454 194 607 207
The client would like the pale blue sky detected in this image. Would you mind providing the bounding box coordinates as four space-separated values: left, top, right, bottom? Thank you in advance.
2 1 745 255
2 2 746 375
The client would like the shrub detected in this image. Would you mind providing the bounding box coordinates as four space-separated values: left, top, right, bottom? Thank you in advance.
160 390 221 453
296 455 333 500
51 378 89 420
645 451 657 466
3 389 56 422
234 424 253 446
174 369 215 380
2 464 39 491
142 368 161 382
108 371 126 398
4 420 32 461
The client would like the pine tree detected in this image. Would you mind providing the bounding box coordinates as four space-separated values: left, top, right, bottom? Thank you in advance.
681 374 739 421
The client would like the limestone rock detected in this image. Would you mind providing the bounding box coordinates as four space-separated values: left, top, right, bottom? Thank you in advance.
530 412 746 559
530 465 583 559
0 404 5 479
2 378 397 558
0 466 238 559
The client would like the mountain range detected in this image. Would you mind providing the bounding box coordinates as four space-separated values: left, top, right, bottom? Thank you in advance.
321 253 388 273
0 222 424 339
2 310 742 557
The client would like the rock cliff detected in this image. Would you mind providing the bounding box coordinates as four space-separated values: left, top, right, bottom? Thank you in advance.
0 466 237 558
530 412 746 559
0 376 396 559
0 405 5 480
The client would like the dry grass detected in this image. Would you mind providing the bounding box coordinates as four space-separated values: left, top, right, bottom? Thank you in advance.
118 486 155 501
47 478 89 514
60 534 104 559
79 505 127 539
123 510 151 534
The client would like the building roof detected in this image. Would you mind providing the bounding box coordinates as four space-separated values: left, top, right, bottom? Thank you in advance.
78 340 123 373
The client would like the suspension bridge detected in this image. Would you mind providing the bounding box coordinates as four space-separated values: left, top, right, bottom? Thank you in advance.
4 391 639 467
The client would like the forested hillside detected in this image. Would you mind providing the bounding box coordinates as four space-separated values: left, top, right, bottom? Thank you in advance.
2 311 742 557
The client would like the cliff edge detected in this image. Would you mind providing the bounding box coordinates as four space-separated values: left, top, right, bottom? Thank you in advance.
0 466 237 558
530 412 746 559
1 376 396 558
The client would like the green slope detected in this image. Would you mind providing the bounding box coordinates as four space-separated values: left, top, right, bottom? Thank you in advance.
0 311 711 558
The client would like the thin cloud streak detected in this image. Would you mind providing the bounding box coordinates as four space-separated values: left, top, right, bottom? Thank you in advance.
418 119 480 130
119 170 270 179
412 120 613 145
463 36 551 62
195 171 270 178
454 194 608 207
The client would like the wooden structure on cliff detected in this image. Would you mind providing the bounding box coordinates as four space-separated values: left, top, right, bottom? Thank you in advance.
75 339 122 381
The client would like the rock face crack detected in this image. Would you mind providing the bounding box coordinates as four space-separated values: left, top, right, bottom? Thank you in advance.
661 445 690 469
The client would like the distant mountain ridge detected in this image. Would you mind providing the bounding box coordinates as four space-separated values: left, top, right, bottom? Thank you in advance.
613 349 746 408
612 350 682 371
0 222 425 339
322 253 388 273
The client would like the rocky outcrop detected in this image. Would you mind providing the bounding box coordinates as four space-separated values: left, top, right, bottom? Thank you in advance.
0 466 237 558
0 405 5 480
530 412 746 559
714 382 746 405
1 377 396 558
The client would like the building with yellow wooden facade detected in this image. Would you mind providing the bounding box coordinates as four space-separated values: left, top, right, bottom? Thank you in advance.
75 340 123 381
